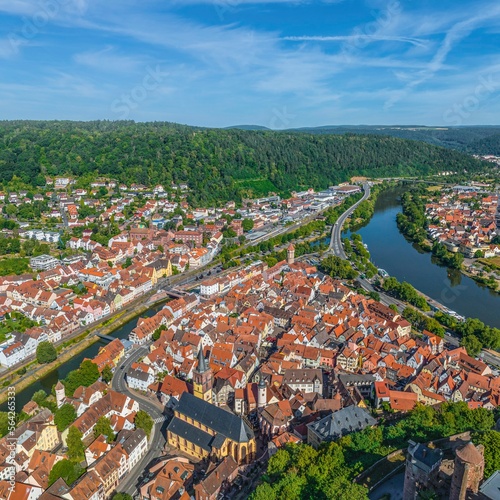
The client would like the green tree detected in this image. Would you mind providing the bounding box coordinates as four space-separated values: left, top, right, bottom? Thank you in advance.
321 255 358 280
473 430 500 477
36 341 57 364
112 494 134 500
223 227 237 238
267 448 290 476
78 360 100 385
32 389 48 405
152 325 166 342
63 360 100 397
250 482 276 500
0 413 9 438
461 334 482 357
242 219 254 232
48 459 85 486
5 205 17 218
101 365 113 384
66 426 85 462
94 416 115 443
135 410 154 438
54 404 77 432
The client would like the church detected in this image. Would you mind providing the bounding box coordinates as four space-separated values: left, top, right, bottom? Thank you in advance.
166 350 257 464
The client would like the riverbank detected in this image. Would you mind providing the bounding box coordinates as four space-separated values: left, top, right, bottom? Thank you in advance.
397 187 500 295
354 187 500 328
343 181 394 231
0 294 170 407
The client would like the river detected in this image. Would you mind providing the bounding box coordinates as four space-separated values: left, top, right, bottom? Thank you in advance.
1 301 167 413
350 187 500 329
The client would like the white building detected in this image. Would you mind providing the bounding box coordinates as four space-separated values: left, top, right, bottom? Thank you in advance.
0 341 26 367
126 368 154 391
29 254 59 271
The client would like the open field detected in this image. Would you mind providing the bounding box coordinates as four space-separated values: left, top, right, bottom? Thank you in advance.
479 257 500 270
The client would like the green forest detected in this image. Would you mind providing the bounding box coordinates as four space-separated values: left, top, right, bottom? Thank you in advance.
0 121 488 206
288 125 500 155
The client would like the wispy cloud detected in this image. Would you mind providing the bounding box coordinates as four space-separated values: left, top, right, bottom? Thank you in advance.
283 35 428 48
384 4 500 109
74 47 145 73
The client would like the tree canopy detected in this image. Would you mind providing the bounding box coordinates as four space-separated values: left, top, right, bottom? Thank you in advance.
66 426 85 462
36 341 57 364
54 404 77 432
135 410 154 438
63 360 100 397
48 459 85 487
94 416 115 443
0 121 487 206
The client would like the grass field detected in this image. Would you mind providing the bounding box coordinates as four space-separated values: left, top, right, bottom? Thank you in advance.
479 257 500 270
0 257 30 276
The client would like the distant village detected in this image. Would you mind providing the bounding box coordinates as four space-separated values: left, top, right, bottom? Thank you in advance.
425 184 500 287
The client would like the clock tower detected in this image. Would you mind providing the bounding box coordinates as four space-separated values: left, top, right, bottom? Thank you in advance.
193 348 213 403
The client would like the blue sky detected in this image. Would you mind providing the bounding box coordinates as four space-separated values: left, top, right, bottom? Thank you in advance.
0 0 499 127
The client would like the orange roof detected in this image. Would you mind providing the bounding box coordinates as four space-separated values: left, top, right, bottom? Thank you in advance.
389 390 418 411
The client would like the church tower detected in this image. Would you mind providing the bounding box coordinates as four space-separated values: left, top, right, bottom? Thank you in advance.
287 243 295 265
193 348 213 403
258 378 267 409
55 381 66 409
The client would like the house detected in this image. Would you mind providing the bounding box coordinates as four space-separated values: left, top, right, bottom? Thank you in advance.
126 367 155 392
194 456 239 500
0 341 26 367
307 405 376 448
116 428 148 472
140 457 194 500
12 409 60 458
282 369 323 394
29 255 59 271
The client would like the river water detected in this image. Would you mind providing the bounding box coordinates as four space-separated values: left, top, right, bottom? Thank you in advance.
2 302 167 413
351 187 500 328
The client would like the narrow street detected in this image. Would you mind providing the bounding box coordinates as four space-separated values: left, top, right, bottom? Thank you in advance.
112 345 168 496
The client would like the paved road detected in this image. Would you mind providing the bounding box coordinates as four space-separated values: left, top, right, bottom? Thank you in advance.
112 345 168 496
329 183 371 257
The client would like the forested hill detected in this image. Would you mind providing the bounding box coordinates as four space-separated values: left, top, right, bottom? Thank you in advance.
287 125 500 155
0 121 487 206
467 133 500 155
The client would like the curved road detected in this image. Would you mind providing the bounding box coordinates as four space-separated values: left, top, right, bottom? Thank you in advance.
329 183 371 257
328 183 410 311
112 345 168 496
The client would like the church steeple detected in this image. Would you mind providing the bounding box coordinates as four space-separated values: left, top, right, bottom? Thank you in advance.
197 346 208 373
193 348 213 402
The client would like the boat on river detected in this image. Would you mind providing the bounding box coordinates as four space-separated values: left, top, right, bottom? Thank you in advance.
378 268 389 278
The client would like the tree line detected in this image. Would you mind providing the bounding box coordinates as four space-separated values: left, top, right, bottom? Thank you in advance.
0 121 487 206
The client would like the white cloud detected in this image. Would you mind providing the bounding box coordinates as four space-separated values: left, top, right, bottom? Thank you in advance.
74 47 144 73
283 35 428 48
